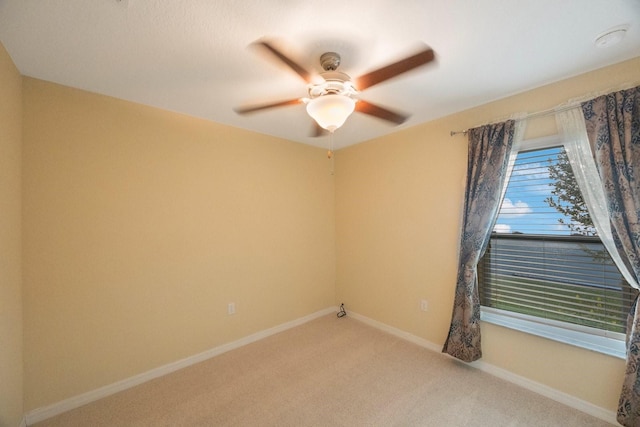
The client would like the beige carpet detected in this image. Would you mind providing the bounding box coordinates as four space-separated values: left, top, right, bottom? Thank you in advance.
34 314 614 426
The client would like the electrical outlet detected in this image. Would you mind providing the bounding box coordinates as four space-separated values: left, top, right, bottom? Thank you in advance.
420 300 428 312
228 302 236 315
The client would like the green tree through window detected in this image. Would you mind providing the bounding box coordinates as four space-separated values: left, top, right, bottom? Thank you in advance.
544 149 596 236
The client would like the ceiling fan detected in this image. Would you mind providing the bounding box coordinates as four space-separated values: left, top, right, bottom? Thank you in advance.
234 39 436 136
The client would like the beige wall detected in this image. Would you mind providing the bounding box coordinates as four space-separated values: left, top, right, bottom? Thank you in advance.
21 78 336 410
11 40 640 417
335 56 640 412
0 43 23 427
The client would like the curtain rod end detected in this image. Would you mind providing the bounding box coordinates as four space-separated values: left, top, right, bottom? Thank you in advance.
450 130 467 137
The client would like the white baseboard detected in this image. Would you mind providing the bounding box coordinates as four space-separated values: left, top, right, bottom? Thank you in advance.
347 311 443 353
348 311 618 426
24 307 337 426
471 359 618 425
23 307 618 426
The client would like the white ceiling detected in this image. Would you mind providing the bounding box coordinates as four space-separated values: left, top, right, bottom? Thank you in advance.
1 0 639 150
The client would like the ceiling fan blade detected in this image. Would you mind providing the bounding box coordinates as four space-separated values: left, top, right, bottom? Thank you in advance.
234 98 303 114
355 100 408 125
355 47 435 91
254 40 313 83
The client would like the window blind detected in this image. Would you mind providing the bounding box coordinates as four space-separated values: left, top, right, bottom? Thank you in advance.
478 146 636 335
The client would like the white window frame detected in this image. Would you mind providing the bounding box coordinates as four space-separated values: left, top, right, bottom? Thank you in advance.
480 134 627 359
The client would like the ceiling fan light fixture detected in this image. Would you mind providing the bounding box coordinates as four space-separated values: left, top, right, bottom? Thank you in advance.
306 94 356 132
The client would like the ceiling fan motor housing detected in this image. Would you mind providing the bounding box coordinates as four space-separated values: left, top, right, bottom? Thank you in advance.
308 71 357 99
320 52 341 71
308 52 358 99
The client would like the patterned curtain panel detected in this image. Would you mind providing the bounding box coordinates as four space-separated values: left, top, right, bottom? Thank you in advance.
442 120 516 362
581 85 640 427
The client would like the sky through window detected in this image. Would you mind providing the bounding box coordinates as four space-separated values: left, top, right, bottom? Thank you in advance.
493 146 585 236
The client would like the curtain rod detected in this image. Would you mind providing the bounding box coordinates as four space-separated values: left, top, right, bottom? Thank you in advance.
450 81 640 137
449 104 580 137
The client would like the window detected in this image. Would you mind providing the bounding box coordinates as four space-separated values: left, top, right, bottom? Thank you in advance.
478 136 637 357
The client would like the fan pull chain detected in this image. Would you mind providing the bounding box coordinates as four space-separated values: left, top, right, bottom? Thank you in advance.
328 132 335 175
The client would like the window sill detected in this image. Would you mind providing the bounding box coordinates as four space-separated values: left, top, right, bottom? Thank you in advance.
481 307 626 359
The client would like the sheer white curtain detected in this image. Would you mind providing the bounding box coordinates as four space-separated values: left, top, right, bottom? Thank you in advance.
499 122 526 207
555 107 639 291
